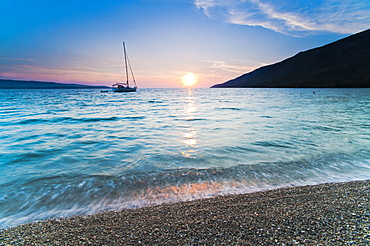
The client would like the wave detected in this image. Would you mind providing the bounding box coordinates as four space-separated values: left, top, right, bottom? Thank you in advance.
4 116 144 126
1 154 369 228
218 107 242 110
253 140 293 149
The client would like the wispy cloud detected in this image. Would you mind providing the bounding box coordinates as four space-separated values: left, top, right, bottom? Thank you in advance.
0 57 35 62
195 0 370 36
208 59 264 74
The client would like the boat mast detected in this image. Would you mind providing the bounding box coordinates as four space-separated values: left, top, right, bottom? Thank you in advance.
123 42 129 87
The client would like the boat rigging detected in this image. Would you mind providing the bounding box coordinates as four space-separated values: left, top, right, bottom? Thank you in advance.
112 42 137 92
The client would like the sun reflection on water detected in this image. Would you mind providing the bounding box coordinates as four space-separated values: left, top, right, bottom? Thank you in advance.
180 89 198 158
146 181 223 199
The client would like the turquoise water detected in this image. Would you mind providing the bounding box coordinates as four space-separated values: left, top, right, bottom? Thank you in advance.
1 88 370 228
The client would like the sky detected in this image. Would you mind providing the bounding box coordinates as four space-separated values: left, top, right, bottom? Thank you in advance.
1 0 369 88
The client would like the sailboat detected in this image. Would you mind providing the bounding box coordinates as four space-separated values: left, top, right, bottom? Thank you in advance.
112 42 137 92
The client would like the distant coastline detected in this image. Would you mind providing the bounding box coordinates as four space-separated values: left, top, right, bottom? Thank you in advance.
0 79 110 89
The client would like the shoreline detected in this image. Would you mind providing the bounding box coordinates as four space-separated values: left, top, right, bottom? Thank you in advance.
1 180 369 245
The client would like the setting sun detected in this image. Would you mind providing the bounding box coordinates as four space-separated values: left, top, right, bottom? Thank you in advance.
181 72 198 87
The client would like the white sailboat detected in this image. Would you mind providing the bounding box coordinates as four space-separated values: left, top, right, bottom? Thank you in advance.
112 42 137 92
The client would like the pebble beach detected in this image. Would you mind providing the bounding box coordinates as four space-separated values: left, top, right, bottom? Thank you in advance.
1 180 369 245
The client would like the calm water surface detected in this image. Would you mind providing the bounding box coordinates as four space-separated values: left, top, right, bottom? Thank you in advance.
1 88 369 228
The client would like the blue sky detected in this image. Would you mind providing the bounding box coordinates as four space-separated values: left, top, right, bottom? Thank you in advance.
1 0 369 88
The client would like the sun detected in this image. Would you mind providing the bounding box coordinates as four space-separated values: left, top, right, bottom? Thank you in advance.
181 72 198 87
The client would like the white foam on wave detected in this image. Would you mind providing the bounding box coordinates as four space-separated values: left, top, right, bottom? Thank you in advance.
1 158 369 229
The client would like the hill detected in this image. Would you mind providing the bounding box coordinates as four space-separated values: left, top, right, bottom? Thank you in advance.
212 29 370 88
0 79 109 89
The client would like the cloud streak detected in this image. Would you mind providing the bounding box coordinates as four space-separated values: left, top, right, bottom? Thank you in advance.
195 0 370 36
208 60 264 74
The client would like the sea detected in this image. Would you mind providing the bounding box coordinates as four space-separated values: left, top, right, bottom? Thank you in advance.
1 88 370 228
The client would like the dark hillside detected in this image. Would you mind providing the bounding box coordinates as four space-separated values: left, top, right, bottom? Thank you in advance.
212 29 370 88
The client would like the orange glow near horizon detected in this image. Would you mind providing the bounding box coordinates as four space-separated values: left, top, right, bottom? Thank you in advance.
180 72 198 87
1 66 234 88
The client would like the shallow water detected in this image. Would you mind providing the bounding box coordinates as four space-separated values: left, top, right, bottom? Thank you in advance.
1 88 370 228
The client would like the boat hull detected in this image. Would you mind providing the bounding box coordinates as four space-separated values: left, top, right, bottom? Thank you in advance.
112 87 137 92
